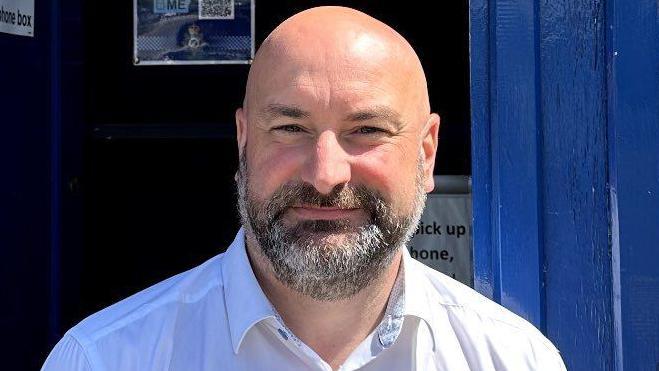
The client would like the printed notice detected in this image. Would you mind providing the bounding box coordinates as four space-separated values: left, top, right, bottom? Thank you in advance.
408 193 473 286
0 0 34 37
134 0 253 65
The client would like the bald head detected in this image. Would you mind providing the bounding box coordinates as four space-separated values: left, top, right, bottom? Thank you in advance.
235 6 440 196
243 6 430 117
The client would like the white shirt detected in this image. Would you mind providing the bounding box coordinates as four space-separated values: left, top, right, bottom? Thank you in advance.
42 228 566 370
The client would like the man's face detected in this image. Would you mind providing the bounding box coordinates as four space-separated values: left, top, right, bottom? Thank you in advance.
236 29 438 300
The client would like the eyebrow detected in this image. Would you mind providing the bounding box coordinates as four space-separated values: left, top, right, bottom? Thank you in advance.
345 106 404 129
261 104 310 120
260 103 404 129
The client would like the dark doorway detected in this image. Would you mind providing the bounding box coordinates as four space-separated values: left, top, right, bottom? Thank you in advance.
61 0 470 333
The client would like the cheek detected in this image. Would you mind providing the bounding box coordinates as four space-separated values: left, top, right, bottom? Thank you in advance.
352 147 420 209
247 144 305 199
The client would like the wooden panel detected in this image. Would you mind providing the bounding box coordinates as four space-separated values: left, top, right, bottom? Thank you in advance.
470 0 616 369
609 0 659 368
470 0 543 327
538 0 614 369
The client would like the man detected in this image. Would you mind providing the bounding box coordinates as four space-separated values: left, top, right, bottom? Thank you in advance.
43 6 566 370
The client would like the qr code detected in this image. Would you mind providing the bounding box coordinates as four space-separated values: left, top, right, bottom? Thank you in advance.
199 0 235 20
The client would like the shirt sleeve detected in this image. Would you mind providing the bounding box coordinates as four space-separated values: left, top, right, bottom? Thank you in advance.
41 334 93 371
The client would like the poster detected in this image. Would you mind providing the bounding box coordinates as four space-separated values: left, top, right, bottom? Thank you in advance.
134 0 254 65
0 0 34 37
408 192 473 286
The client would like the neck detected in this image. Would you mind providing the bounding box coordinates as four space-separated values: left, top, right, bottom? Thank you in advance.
245 233 402 370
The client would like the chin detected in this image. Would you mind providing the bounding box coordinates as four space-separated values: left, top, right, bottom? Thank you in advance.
306 230 356 245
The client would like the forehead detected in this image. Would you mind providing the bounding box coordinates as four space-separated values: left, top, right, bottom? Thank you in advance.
276 68 396 108
248 34 411 116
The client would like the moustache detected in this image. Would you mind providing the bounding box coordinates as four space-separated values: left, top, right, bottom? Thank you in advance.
262 182 386 223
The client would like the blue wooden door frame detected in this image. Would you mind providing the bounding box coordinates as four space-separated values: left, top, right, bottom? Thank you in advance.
469 0 544 328
469 0 659 369
0 0 65 368
608 0 659 369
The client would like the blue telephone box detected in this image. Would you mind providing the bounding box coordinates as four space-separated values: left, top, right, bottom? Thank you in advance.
1 0 657 369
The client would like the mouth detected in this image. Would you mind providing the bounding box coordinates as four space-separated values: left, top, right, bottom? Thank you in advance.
289 205 363 220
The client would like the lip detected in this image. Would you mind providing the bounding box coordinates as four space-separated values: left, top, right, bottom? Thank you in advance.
289 206 361 220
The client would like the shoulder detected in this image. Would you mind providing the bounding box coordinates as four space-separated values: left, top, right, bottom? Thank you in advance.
76 252 227 340
409 259 565 369
44 252 229 370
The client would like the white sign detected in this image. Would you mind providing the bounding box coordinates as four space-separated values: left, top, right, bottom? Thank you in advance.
408 193 473 286
0 0 34 37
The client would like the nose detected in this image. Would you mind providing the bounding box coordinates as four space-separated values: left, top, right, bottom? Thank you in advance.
301 130 352 195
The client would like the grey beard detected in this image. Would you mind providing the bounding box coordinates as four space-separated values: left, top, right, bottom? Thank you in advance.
236 152 427 301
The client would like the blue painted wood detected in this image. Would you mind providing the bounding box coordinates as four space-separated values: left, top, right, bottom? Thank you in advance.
469 0 494 300
537 0 614 369
470 0 543 327
0 3 57 369
608 0 659 368
471 0 616 369
49 0 63 346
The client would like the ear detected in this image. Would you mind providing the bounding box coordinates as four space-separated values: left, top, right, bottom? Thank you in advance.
236 107 248 157
235 108 248 182
421 113 440 193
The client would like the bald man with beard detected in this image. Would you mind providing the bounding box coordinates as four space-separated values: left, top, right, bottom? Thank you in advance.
43 7 566 371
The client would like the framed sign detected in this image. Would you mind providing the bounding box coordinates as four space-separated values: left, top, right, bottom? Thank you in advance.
133 0 254 65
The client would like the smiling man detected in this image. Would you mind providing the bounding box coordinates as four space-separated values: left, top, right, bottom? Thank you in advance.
43 6 566 371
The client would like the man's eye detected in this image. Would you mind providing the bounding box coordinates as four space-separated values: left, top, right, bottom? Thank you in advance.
356 126 386 135
273 125 304 133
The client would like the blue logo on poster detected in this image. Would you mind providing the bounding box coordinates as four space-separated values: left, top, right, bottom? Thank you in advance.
154 0 190 14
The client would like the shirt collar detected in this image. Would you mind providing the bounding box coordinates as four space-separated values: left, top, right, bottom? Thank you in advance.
221 228 439 353
221 228 276 354
376 258 405 348
401 247 439 350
